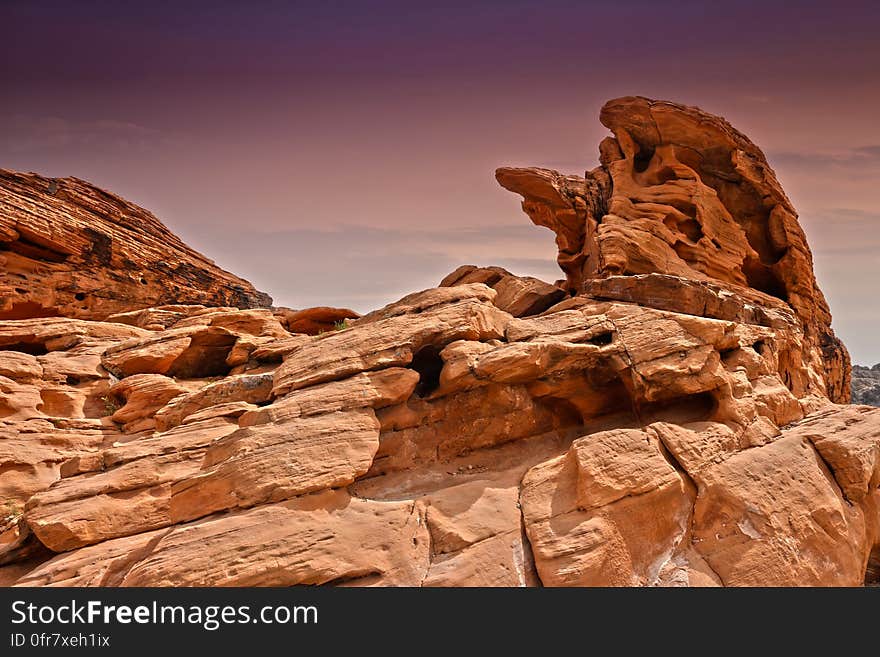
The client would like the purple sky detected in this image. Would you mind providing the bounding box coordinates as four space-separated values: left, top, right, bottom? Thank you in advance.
2 1 879 363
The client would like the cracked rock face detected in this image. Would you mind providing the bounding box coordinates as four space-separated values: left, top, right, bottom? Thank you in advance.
1 97 878 587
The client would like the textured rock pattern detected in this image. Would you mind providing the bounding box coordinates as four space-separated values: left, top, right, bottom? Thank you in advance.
1 97 876 587
0 170 272 320
852 365 880 407
497 97 850 404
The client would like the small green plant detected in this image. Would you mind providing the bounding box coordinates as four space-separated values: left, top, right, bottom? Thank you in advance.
99 394 121 416
1 500 23 525
333 319 350 331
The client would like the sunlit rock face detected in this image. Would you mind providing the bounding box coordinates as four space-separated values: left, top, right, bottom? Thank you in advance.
497 96 850 404
1 98 876 588
0 169 272 321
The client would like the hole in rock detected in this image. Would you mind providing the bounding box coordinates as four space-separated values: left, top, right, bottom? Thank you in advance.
742 258 788 302
673 241 696 263
586 331 614 346
534 371 634 426
632 144 655 173
665 197 698 219
719 346 742 365
678 219 704 242
82 387 119 418
39 389 81 418
752 340 766 354
74 292 86 301
776 346 807 397
0 397 15 419
672 145 704 173
719 346 740 356
0 341 48 355
686 151 788 269
65 375 81 386
410 345 443 397
167 331 237 379
83 227 113 266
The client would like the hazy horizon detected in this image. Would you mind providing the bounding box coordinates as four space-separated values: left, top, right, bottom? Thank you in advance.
2 0 878 363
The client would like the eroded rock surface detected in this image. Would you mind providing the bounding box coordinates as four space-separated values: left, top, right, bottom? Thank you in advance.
0 170 272 320
497 97 849 404
1 98 875 587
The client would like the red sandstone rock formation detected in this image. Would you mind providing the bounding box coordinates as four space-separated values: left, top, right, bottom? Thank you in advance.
0 170 272 319
1 98 877 587
496 97 850 403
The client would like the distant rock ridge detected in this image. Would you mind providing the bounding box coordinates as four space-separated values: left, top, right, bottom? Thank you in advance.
1 98 877 588
852 364 880 407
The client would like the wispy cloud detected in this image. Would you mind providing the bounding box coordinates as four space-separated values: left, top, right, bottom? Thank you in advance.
769 145 880 170
802 207 880 254
3 116 166 153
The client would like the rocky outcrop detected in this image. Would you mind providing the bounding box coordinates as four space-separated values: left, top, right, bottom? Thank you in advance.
852 365 880 407
0 170 272 320
2 280 876 586
1 97 876 587
439 265 566 317
497 97 850 404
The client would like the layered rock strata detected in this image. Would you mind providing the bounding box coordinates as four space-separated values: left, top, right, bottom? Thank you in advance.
0 170 272 320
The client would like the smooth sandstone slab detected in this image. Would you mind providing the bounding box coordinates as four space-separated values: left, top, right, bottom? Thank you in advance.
23 418 240 551
241 368 418 427
520 433 693 586
16 491 430 587
154 371 274 431
786 405 880 503
0 351 42 381
423 530 538 587
692 433 868 586
573 428 681 510
440 265 565 317
169 409 381 522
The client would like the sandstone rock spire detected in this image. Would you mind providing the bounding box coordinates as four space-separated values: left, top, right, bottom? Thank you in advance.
496 96 850 403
